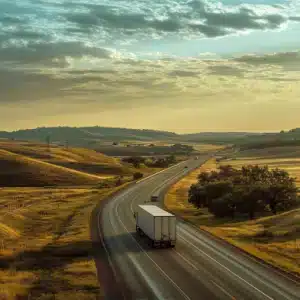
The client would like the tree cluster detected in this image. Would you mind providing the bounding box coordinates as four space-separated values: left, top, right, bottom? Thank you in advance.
146 155 176 168
122 156 146 168
122 155 176 168
188 165 298 219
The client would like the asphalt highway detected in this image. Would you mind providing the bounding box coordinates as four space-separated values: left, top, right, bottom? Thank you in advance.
96 156 300 300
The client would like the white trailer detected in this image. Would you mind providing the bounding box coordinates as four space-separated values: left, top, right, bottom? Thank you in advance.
135 205 176 248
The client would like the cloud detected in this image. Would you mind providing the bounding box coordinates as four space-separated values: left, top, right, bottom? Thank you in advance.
1 1 300 132
207 65 244 77
62 0 294 40
0 40 112 67
234 51 300 68
1 54 300 132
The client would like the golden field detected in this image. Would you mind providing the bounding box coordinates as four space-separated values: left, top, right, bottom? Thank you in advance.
165 149 300 277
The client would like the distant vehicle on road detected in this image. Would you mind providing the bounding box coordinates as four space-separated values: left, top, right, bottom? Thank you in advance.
134 205 176 248
151 195 158 202
184 165 188 168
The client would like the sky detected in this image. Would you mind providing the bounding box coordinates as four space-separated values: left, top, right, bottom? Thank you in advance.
1 0 300 133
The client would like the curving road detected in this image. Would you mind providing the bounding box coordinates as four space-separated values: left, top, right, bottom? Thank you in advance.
94 156 300 300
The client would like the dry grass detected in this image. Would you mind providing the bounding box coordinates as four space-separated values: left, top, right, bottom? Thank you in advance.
202 208 300 276
0 141 129 178
0 141 116 164
165 155 300 277
0 149 108 187
0 187 120 300
0 141 163 187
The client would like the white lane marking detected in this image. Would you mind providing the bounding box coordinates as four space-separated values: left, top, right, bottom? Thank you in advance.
127 253 166 300
115 201 191 300
136 160 187 184
211 280 236 299
178 234 274 300
107 203 166 300
179 225 296 300
130 169 186 215
172 249 199 271
173 248 236 299
150 169 186 196
97 206 126 300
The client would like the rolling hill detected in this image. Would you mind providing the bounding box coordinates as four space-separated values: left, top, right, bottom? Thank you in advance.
0 126 179 147
0 140 138 187
0 148 110 187
1 126 300 152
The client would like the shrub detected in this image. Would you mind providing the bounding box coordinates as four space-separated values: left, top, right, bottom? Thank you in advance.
133 172 143 180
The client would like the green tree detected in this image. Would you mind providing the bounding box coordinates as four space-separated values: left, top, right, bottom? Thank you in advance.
235 183 267 219
122 156 145 168
265 169 298 214
209 193 236 218
188 184 207 208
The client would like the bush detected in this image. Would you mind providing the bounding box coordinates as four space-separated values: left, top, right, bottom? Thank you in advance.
133 172 143 180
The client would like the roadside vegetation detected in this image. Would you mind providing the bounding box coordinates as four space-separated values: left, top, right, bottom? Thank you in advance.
165 151 300 277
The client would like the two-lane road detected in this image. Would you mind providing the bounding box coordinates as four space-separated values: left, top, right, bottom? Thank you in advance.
96 156 300 300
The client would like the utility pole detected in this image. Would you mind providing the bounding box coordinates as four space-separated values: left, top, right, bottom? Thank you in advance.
65 140 69 150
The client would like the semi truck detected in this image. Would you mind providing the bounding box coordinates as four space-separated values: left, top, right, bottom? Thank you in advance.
134 205 176 248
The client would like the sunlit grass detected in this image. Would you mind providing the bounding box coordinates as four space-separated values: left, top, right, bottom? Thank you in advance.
0 187 123 299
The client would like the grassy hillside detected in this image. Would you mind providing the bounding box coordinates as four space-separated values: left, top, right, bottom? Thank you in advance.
0 148 109 187
165 155 300 277
0 140 179 188
0 126 179 148
2 126 300 150
0 140 130 177
181 128 300 148
0 187 128 299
